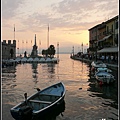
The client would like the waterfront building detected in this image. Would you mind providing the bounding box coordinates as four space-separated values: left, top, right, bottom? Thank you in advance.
97 22 106 50
88 15 118 61
2 40 16 59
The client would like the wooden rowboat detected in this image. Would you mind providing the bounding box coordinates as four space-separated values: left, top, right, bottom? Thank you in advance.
10 82 66 120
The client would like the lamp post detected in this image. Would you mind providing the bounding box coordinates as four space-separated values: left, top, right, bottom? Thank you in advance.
95 41 98 62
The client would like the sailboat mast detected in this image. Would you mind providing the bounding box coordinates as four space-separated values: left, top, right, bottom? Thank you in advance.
47 24 49 48
35 34 36 46
14 24 15 40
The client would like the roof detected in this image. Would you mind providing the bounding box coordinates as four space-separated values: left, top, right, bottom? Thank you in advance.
97 47 118 53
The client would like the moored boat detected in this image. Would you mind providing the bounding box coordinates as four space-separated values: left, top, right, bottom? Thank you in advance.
91 61 107 72
96 67 112 73
95 71 115 84
91 61 107 68
10 82 66 120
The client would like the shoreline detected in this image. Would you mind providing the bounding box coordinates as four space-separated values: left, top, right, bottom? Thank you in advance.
70 56 118 71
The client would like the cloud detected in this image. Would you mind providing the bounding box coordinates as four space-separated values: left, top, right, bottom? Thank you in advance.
2 0 25 19
2 0 118 38
51 0 118 25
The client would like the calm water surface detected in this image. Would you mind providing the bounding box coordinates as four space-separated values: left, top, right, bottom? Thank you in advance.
2 54 118 120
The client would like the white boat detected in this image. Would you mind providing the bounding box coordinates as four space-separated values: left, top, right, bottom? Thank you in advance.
46 57 52 63
27 57 33 62
39 58 46 63
52 57 59 63
15 57 22 63
21 57 27 62
10 82 65 120
96 67 112 73
91 61 107 68
95 71 115 84
91 61 107 72
33 57 40 62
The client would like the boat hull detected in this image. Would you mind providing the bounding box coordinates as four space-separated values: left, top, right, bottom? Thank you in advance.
95 72 115 84
10 82 65 120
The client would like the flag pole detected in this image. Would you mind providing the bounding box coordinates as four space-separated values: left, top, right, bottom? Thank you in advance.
39 40 41 55
57 42 59 59
47 24 49 48
14 24 15 40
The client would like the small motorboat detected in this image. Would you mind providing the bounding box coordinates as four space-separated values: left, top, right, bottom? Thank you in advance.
96 67 112 73
91 61 107 68
95 71 115 84
91 61 107 72
10 82 66 120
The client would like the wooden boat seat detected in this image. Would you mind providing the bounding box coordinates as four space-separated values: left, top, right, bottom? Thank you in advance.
40 93 61 97
29 100 51 104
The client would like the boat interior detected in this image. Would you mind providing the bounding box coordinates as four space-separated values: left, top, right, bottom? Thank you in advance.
23 93 61 111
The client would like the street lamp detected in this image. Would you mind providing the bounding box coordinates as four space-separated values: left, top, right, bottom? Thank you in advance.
95 41 98 62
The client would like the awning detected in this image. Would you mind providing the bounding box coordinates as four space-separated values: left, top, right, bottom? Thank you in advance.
98 35 111 42
97 47 118 53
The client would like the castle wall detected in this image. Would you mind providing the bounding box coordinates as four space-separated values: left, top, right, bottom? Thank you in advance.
2 40 16 59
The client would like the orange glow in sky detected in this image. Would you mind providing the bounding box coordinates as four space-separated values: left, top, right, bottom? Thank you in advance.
2 0 118 53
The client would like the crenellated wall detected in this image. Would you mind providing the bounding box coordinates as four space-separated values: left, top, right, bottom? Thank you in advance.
2 40 16 59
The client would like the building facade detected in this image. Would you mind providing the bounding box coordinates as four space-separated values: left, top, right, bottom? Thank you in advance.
2 40 16 59
88 15 118 60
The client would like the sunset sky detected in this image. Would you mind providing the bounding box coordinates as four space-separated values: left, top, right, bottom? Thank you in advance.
2 0 118 54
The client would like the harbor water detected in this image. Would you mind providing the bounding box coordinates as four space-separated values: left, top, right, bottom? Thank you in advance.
2 54 118 120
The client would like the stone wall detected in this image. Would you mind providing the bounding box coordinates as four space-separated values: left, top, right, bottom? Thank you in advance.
2 40 16 59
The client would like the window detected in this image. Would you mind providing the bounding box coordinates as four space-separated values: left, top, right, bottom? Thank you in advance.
111 24 113 32
107 26 109 33
103 31 105 35
115 21 118 29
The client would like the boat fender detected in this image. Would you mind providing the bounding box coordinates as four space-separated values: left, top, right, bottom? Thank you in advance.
99 81 103 86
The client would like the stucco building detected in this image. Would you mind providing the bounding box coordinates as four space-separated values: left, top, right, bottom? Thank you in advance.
88 15 118 60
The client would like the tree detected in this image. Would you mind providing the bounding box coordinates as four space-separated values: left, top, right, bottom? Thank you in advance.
42 49 48 57
42 45 56 57
48 45 56 57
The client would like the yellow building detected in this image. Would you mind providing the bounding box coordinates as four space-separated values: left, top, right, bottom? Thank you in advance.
105 15 118 47
88 15 118 61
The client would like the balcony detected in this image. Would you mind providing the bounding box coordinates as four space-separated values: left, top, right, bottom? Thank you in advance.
105 29 113 35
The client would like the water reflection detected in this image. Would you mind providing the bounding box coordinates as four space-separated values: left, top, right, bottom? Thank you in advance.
2 66 17 91
2 66 17 78
2 54 118 120
47 63 55 74
87 68 118 110
31 63 38 84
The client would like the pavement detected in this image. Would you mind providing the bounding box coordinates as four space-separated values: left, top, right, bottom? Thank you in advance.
70 56 118 71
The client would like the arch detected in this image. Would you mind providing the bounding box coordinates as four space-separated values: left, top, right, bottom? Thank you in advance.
10 49 14 58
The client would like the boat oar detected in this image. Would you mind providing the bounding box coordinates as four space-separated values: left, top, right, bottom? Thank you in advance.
24 93 27 105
